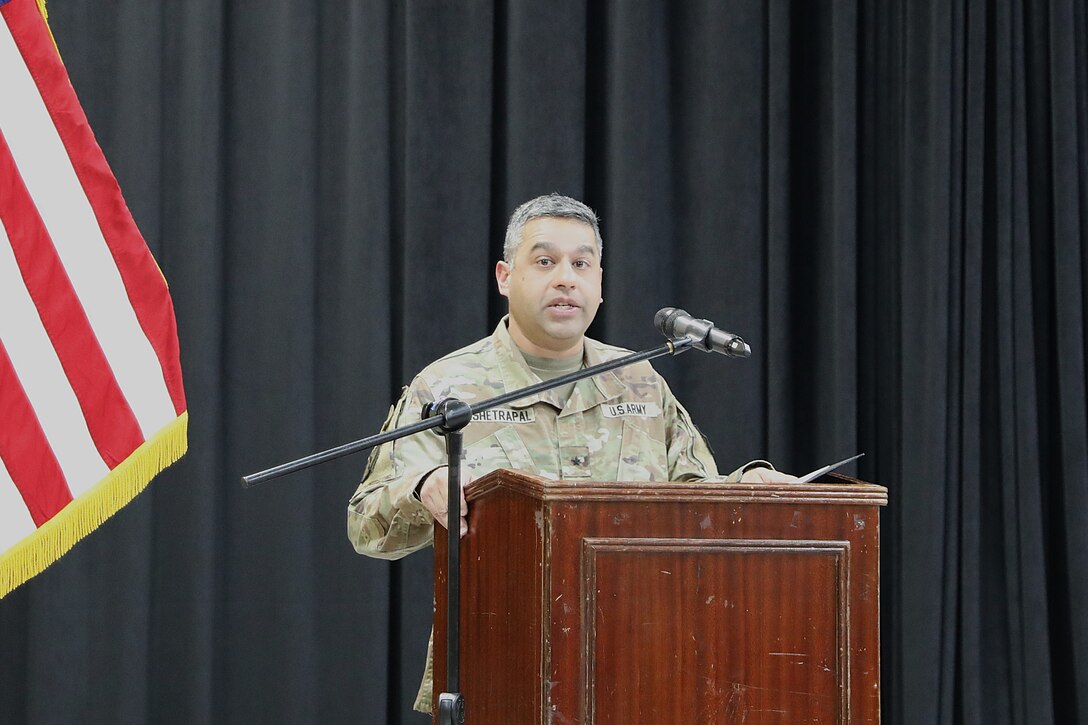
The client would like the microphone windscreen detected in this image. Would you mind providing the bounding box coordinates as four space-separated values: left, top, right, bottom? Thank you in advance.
653 307 675 335
654 307 687 337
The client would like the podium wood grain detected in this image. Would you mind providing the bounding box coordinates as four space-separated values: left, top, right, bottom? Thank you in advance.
434 471 886 724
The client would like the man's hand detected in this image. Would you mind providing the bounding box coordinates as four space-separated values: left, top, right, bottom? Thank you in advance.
418 464 473 537
740 466 799 484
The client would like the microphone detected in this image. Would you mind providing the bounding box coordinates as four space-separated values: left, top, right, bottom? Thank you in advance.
654 307 751 358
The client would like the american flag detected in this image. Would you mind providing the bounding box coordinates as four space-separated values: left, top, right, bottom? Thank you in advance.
0 0 187 597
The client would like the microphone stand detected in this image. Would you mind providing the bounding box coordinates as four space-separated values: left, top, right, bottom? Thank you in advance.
241 335 699 724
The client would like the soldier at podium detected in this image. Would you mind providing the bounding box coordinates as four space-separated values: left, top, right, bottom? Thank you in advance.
347 193 795 714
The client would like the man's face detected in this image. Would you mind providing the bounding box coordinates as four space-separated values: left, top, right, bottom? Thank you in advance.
496 217 603 358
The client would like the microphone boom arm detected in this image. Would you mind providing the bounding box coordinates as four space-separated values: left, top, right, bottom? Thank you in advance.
240 335 698 488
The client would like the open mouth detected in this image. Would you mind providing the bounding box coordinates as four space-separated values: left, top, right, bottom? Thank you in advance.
548 297 580 311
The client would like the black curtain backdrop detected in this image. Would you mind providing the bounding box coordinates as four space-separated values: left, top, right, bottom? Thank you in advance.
1 1 1085 723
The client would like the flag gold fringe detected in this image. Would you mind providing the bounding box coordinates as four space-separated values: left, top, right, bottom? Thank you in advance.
0 411 188 599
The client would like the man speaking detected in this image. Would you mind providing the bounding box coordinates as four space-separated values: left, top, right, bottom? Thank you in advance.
347 193 793 714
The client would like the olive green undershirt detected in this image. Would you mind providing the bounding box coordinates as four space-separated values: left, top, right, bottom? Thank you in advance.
519 348 584 408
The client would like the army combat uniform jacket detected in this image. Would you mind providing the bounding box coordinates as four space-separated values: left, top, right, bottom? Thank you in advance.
347 318 764 712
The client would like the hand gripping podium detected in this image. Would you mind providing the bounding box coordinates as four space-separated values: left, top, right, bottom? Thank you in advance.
433 470 887 724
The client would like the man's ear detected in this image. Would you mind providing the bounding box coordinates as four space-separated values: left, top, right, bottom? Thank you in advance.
495 260 512 298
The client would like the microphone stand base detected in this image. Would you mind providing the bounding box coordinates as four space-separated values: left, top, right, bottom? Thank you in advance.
437 692 465 724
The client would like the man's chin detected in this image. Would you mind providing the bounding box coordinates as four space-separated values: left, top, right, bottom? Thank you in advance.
539 317 588 340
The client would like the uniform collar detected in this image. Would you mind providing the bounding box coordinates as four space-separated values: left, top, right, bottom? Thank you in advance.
492 316 627 414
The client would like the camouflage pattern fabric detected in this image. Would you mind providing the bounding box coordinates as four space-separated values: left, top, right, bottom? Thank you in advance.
347 317 760 712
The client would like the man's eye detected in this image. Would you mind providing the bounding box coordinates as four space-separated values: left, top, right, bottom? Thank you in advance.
537 258 554 267
574 260 590 269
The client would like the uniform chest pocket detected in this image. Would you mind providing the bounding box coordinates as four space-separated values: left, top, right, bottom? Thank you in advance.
462 426 536 477
615 418 669 481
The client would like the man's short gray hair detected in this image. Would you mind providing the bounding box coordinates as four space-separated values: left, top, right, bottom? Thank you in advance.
503 193 603 264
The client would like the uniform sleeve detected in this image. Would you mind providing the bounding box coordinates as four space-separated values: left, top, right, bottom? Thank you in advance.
662 380 775 482
662 380 720 481
347 378 446 560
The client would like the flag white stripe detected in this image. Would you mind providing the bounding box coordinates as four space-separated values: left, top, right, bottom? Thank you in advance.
0 223 109 495
0 457 37 553
0 19 176 440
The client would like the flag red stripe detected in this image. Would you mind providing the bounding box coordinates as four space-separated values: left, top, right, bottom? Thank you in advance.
0 338 73 527
3 0 187 417
0 130 146 468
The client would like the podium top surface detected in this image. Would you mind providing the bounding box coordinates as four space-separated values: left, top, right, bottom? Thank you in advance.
466 469 888 507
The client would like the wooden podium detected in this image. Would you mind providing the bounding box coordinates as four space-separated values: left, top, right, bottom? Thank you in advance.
433 470 887 724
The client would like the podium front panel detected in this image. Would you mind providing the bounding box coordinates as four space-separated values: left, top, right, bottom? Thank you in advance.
582 538 850 723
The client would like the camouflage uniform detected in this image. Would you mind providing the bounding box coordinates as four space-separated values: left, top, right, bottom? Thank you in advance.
347 318 766 712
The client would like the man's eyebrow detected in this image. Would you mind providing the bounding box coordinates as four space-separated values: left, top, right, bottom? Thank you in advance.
527 241 557 254
527 241 598 257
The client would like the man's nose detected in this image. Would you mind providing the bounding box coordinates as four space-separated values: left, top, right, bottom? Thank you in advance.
553 260 578 286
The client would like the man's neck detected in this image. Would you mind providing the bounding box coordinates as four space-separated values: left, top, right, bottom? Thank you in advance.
505 318 584 359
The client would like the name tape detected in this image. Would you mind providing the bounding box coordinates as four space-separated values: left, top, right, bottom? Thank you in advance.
471 407 536 424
